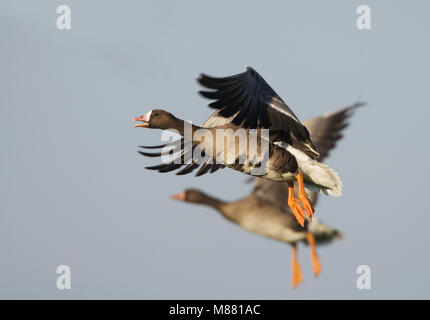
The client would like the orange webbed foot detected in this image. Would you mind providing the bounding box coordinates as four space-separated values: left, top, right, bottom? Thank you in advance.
287 185 305 227
296 172 314 220
298 191 314 220
306 233 322 277
291 245 303 289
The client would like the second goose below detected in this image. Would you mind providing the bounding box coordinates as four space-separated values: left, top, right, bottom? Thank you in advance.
169 103 360 288
170 188 342 288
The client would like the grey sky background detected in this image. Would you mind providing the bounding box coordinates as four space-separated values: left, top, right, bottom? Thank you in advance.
1 0 429 299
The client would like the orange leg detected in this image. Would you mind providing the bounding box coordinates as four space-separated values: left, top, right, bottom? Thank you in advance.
296 172 314 220
306 233 322 277
291 244 303 289
287 184 305 227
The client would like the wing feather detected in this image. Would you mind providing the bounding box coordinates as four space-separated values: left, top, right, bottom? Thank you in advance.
198 67 319 159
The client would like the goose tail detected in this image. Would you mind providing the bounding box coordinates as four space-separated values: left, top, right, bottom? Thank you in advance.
306 218 344 245
302 161 343 197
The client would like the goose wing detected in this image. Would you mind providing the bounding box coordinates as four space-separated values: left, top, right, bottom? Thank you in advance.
252 103 363 204
301 102 364 160
198 67 319 159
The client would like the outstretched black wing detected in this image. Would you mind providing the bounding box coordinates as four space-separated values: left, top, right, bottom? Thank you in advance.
198 67 319 159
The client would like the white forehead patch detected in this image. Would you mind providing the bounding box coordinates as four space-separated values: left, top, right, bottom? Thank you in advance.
143 110 153 121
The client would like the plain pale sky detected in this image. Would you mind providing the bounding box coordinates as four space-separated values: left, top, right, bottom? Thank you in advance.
1 0 429 299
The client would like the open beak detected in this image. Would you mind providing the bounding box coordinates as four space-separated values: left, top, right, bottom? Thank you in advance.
132 112 150 128
171 191 186 201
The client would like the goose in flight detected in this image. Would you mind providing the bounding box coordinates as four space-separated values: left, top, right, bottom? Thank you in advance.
169 104 360 288
133 68 354 224
171 188 342 288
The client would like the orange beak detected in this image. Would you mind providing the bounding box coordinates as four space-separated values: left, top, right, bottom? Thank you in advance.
171 192 186 201
132 112 151 128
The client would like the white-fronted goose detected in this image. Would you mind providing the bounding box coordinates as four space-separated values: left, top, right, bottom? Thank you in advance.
171 188 341 288
170 104 360 288
133 68 352 225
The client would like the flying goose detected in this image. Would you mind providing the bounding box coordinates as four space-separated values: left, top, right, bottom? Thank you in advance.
170 104 360 288
133 68 350 224
170 188 341 288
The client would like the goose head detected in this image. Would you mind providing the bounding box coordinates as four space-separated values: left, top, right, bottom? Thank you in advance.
171 189 207 204
133 109 177 130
